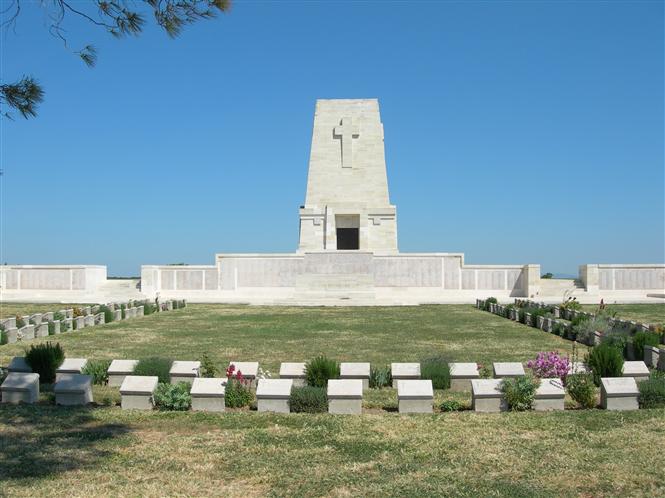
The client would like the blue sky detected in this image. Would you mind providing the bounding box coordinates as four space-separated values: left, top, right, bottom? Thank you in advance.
2 0 663 276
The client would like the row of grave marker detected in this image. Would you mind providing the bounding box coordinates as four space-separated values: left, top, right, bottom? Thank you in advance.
0 300 185 345
1 356 651 413
476 298 665 370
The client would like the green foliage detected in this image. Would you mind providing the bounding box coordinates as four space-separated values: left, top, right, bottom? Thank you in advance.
440 399 463 412
632 331 661 360
0 324 7 345
501 376 539 411
82 359 112 385
15 315 26 329
154 382 192 411
369 365 392 389
478 363 492 378
601 328 630 353
587 343 624 386
483 297 497 311
199 353 218 378
573 314 612 344
305 355 340 388
47 321 56 335
24 342 65 384
289 386 327 413
541 273 553 279
1 76 44 119
98 305 114 323
225 379 253 408
566 372 597 409
560 299 582 311
638 371 665 409
142 301 157 315
53 311 65 322
134 357 173 384
420 356 451 389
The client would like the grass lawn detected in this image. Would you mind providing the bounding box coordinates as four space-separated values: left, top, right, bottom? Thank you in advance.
581 303 664 325
1 304 664 497
0 303 90 319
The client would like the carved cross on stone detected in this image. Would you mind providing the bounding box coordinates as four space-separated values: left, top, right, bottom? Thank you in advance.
333 117 359 168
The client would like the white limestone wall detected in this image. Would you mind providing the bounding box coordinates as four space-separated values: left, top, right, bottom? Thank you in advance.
0 265 106 293
582 264 665 291
141 265 220 295
141 253 532 303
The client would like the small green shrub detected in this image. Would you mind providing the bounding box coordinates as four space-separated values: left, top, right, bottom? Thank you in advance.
25 342 65 384
477 363 492 378
484 297 497 311
420 356 451 389
82 359 112 385
199 353 218 378
133 357 173 384
638 371 665 409
154 382 192 411
305 355 339 388
632 331 661 360
501 376 539 411
560 299 582 311
566 372 597 409
587 343 624 386
53 311 65 322
289 386 327 413
602 328 630 353
98 305 114 323
574 314 612 344
142 301 156 315
225 378 253 408
0 324 7 345
440 399 463 412
369 365 392 389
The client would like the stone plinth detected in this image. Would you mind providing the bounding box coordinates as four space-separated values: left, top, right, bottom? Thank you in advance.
622 361 650 382
534 378 565 411
191 378 226 412
19 325 35 340
340 362 370 390
108 359 139 387
601 377 638 411
568 362 589 375
228 362 259 387
120 376 159 410
471 379 507 412
54 374 93 405
1 372 40 404
257 378 293 413
56 358 88 381
74 316 85 329
84 315 95 327
170 361 200 385
493 362 525 379
397 379 433 413
8 357 32 373
279 362 307 387
35 323 49 338
5 327 18 344
644 346 660 368
449 362 480 391
113 309 123 321
327 379 363 414
391 363 420 388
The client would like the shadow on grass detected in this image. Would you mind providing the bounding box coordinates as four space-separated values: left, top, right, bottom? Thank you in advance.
0 404 132 481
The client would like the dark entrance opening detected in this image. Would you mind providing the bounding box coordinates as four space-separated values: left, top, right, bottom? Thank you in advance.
336 228 359 250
